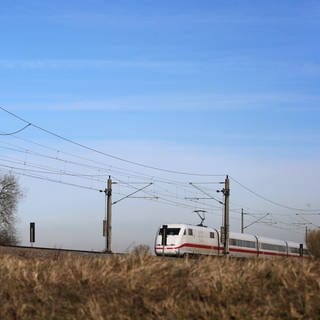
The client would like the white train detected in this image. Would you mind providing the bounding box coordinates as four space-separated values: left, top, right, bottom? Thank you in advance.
154 223 308 258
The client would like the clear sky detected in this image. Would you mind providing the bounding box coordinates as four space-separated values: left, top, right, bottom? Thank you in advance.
0 0 320 252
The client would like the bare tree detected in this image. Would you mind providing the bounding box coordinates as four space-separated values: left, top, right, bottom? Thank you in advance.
0 174 22 245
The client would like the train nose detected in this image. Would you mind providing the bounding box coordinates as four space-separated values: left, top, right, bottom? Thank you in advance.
155 244 179 256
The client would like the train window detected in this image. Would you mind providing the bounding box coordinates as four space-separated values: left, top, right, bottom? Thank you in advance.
159 228 180 236
167 228 181 235
209 232 215 239
183 229 186 235
188 229 193 236
288 247 299 254
261 243 272 251
261 243 286 252
229 239 256 248
245 241 256 248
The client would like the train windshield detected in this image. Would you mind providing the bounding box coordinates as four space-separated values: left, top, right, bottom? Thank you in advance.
159 228 181 236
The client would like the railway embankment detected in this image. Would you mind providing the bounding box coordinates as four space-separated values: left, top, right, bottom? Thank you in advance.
0 244 108 259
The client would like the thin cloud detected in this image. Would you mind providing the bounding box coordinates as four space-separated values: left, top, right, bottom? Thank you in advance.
0 58 196 71
1 57 320 79
1 11 319 27
11 92 320 112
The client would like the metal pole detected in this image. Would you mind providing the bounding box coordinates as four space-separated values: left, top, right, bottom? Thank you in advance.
305 225 308 243
224 175 230 256
106 176 112 253
241 208 244 233
30 222 35 247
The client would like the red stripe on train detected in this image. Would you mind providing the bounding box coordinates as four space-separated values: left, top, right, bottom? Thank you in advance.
155 243 301 258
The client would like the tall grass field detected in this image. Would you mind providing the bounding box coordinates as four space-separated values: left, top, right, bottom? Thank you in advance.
0 249 319 319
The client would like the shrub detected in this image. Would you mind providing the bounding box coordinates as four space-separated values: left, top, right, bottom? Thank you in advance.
130 244 151 256
306 229 320 258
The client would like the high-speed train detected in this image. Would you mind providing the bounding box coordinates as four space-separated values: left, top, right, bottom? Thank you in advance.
154 223 308 258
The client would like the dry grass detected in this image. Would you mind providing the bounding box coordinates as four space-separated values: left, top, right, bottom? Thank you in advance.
0 251 319 320
306 229 320 258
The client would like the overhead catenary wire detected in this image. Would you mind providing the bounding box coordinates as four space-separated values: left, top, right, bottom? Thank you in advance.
3 162 219 213
115 176 222 214
189 182 224 205
113 176 215 212
1 166 102 192
0 128 226 192
3 162 212 213
0 123 31 135
230 175 320 212
0 145 223 213
0 106 224 177
0 128 226 187
0 142 223 211
1 106 319 235
0 120 228 213
0 156 107 184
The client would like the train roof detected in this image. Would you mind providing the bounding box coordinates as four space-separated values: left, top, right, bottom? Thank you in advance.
229 232 257 242
286 240 303 247
157 223 215 230
158 223 204 227
256 236 287 246
157 223 304 246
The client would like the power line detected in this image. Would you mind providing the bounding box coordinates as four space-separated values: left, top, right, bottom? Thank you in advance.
112 175 210 208
0 156 106 183
112 183 155 205
113 176 217 212
0 124 229 215
1 165 101 192
0 106 224 177
0 123 31 135
189 182 224 205
0 142 222 208
2 106 317 230
0 139 222 212
230 176 320 212
0 143 112 177
1 134 222 187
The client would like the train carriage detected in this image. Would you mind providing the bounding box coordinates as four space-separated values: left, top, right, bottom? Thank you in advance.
256 236 287 258
286 241 302 258
155 223 307 258
155 224 220 257
228 232 258 257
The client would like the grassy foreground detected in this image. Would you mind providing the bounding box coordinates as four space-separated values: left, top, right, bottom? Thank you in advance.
0 252 319 320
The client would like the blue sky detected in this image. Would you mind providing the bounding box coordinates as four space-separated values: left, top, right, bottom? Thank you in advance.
0 1 320 251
